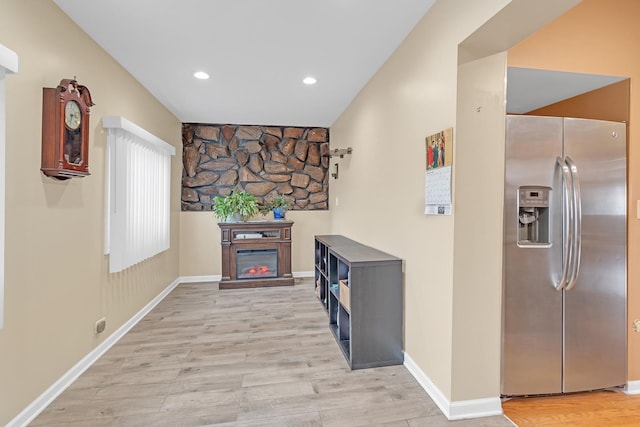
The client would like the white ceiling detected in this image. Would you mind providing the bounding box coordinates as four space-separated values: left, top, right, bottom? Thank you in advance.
52 0 436 128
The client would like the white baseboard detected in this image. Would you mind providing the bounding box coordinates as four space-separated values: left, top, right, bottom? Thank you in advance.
7 278 181 427
625 380 640 395
448 396 503 420
404 353 503 420
403 353 451 417
178 274 221 283
179 271 314 283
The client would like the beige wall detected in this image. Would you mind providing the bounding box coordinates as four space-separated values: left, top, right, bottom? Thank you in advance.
0 1 182 424
329 0 580 403
179 210 332 277
329 0 511 401
508 0 640 383
451 52 507 401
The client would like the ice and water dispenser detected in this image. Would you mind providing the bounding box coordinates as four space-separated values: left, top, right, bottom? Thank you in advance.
517 186 550 247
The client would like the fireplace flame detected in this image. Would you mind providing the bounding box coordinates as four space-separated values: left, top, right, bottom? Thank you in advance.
240 265 275 277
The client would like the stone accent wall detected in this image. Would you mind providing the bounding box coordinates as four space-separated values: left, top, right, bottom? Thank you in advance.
182 123 330 211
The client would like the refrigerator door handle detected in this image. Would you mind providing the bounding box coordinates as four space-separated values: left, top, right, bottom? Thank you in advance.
555 156 573 290
564 156 582 291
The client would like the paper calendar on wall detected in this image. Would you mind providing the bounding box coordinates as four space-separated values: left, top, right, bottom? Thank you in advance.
424 127 453 215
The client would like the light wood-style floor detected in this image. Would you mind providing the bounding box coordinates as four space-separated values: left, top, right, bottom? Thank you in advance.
30 278 513 427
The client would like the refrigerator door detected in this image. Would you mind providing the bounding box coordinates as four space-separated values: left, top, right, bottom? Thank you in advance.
502 115 563 395
563 118 627 392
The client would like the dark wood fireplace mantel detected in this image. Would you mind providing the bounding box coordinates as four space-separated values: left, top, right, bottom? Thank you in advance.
219 220 294 289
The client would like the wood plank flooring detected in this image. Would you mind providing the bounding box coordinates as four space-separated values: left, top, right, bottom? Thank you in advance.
502 390 640 427
29 278 513 427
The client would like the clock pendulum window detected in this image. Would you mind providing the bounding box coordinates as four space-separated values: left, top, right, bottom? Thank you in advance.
41 78 94 179
64 100 82 165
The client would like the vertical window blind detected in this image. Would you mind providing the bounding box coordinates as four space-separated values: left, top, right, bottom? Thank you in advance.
102 116 175 273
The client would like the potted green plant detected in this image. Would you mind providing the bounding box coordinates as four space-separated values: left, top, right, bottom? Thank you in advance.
213 194 235 222
261 194 292 219
233 190 259 221
213 190 259 222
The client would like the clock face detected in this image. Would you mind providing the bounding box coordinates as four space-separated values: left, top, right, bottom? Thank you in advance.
65 101 82 130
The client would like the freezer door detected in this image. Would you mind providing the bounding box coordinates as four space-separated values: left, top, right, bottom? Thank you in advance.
502 115 563 395
563 118 627 392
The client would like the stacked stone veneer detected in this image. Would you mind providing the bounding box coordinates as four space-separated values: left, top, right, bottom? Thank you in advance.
182 123 330 211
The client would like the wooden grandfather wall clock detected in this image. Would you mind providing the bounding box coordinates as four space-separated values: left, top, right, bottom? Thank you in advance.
41 78 94 179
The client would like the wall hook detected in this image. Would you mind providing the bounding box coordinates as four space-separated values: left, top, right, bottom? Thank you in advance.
331 163 339 179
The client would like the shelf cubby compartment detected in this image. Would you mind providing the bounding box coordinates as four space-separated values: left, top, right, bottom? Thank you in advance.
337 304 351 359
314 269 328 310
314 235 350 311
328 288 339 330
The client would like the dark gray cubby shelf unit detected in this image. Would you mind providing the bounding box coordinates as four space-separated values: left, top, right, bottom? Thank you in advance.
314 235 403 370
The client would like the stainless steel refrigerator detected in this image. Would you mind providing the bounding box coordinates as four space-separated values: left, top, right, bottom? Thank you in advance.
502 115 627 396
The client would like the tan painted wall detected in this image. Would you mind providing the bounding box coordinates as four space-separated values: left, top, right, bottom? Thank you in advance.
0 1 182 424
328 0 493 396
508 0 640 383
451 51 507 401
329 0 581 402
329 0 513 401
179 210 332 277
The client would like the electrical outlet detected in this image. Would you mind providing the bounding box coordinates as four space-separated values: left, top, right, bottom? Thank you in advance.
95 317 106 334
633 319 640 333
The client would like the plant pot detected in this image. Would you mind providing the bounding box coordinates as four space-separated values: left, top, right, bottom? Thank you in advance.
273 207 286 219
226 213 242 222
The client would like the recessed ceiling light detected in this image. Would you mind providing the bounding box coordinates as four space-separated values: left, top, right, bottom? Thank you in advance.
303 76 317 85
194 71 210 80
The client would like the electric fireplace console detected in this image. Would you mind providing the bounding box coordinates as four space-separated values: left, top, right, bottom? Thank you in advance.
218 220 294 289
